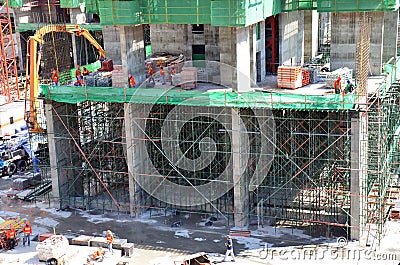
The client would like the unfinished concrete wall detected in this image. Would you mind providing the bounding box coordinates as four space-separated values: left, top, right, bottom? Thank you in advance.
103 26 122 65
150 24 190 57
45 102 82 209
331 12 396 76
204 25 220 62
255 21 266 83
279 11 304 66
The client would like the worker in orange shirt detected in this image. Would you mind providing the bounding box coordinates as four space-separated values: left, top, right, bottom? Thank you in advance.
333 76 342 94
147 65 155 84
51 68 59 86
105 230 114 254
82 66 91 76
23 221 32 247
91 246 103 261
160 66 166 85
6 226 16 250
128 74 136 88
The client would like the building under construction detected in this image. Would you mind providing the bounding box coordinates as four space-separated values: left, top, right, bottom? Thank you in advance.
2 0 400 245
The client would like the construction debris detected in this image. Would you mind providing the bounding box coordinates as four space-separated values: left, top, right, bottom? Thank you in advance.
36 235 70 262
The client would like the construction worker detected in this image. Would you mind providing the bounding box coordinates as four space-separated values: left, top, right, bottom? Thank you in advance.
345 79 355 94
91 246 103 261
74 74 84 86
75 65 81 78
23 221 32 247
147 65 155 84
105 230 114 254
223 235 235 262
6 225 16 250
51 68 59 86
333 76 342 94
169 65 177 85
128 74 136 88
160 66 166 85
82 66 91 76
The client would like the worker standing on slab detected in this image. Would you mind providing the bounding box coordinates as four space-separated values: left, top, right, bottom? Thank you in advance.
345 79 355 94
128 74 136 88
160 66 166 85
82 66 91 76
75 65 81 78
51 68 59 86
6 226 16 250
223 235 235 262
333 76 342 94
148 65 155 84
23 221 32 247
106 230 114 254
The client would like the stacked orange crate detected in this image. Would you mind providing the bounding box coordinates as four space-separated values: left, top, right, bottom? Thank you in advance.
180 67 197 90
277 66 302 89
302 69 310 86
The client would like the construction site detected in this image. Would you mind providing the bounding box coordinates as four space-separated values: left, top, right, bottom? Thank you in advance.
1 0 400 258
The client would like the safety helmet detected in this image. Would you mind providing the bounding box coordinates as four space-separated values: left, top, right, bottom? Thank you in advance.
227 235 231 239
106 230 111 234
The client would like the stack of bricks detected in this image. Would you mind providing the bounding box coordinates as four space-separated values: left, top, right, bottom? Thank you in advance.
277 66 303 89
301 69 310 86
180 67 197 90
112 65 125 88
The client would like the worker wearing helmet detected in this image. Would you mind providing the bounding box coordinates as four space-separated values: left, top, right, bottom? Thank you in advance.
6 225 16 250
223 235 235 262
105 230 114 254
92 246 103 260
23 221 32 247
128 74 136 88
51 68 59 86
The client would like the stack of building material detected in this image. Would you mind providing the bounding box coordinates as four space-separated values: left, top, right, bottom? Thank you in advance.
84 74 96 87
112 65 125 88
180 67 198 90
172 73 181 86
302 69 310 86
36 235 69 262
98 59 114 72
96 72 112 87
325 67 353 88
277 66 303 89
0 217 24 233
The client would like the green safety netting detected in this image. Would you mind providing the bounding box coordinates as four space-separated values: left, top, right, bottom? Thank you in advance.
60 0 81 8
7 0 23 7
316 0 399 12
40 84 357 110
98 0 141 25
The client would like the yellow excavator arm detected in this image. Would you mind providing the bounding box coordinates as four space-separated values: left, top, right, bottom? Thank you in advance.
25 25 105 133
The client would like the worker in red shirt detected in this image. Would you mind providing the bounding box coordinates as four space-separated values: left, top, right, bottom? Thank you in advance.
160 66 166 85
51 68 59 86
6 226 16 250
91 246 103 261
128 74 136 88
105 230 114 254
23 221 32 247
75 65 81 78
333 76 342 94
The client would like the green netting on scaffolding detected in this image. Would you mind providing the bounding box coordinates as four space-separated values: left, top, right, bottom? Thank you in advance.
140 0 212 25
85 0 100 13
60 0 81 8
281 0 317 11
210 0 246 26
316 0 399 12
7 0 23 7
98 0 141 25
40 85 357 110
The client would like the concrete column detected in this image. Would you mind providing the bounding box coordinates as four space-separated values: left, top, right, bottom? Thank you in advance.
350 115 360 240
232 109 249 227
382 11 398 63
121 25 146 85
255 21 266 83
303 10 319 62
45 102 82 209
219 27 251 92
124 103 142 217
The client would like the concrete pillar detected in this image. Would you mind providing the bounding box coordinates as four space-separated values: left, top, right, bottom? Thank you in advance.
382 11 398 63
121 25 146 85
219 27 252 92
232 109 249 227
303 10 319 62
45 102 82 209
279 11 305 66
103 26 122 65
124 103 142 217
